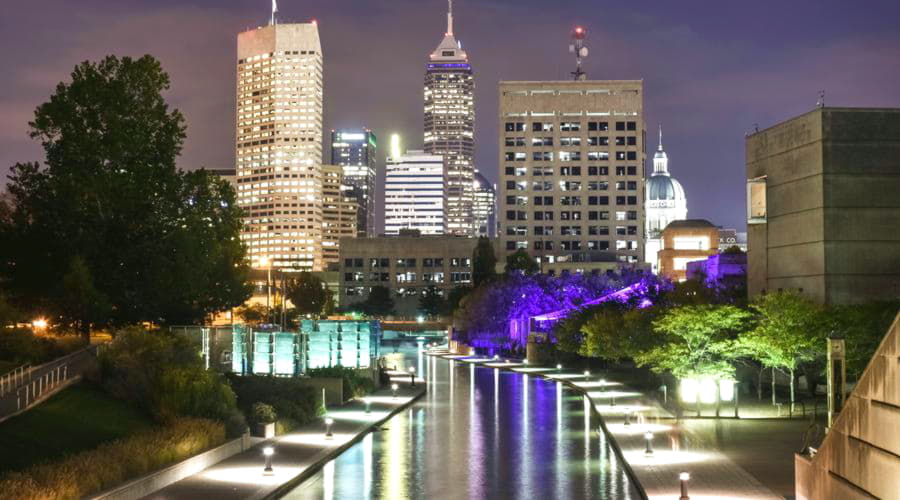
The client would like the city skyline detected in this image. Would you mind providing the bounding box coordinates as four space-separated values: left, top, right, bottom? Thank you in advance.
2 0 900 233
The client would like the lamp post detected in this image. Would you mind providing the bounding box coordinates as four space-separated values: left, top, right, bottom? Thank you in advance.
624 411 631 427
364 397 371 415
260 256 272 324
392 383 399 398
325 417 334 438
644 431 654 456
584 370 591 378
263 446 274 475
679 472 691 500
409 366 416 387
600 379 606 392
556 363 563 371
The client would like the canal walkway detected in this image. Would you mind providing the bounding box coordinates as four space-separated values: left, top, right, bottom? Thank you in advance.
142 370 426 500
437 351 782 500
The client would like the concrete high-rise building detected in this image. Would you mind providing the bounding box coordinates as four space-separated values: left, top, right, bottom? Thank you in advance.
644 126 687 273
498 80 646 271
236 21 324 271
384 147 446 236
746 107 900 304
322 164 358 268
473 172 496 238
424 0 475 236
330 129 377 237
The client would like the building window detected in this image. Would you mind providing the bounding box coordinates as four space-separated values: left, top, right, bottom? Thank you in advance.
747 176 767 223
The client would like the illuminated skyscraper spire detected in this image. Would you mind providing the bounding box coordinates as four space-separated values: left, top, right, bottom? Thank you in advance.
447 0 453 35
658 123 663 151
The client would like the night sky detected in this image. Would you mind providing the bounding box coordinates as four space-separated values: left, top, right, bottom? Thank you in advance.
3 0 899 231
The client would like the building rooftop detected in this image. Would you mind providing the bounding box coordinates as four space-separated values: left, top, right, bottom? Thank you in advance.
663 219 716 230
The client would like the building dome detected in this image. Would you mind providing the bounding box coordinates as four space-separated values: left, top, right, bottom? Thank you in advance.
647 174 686 201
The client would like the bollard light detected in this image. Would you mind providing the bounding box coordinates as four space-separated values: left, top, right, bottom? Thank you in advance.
644 431 654 456
364 397 371 414
523 359 529 365
600 379 606 391
392 383 399 398
263 446 274 475
409 366 416 387
624 411 631 427
611 394 617 406
679 472 691 500
325 417 334 438
556 363 563 370
505 359 510 364
584 370 591 377
493 354 499 360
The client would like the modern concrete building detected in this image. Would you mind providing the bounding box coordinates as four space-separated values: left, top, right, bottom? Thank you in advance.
473 172 496 238
236 21 324 271
384 150 446 235
645 126 687 273
330 129 377 237
657 219 719 282
321 164 357 268
498 80 646 272
339 235 477 317
746 107 900 304
424 0 475 237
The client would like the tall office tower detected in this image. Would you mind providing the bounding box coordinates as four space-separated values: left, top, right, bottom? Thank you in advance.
384 146 446 236
498 80 646 272
321 164 358 267
330 129 377 236
644 126 687 273
424 0 475 236
473 172 496 238
236 20 324 271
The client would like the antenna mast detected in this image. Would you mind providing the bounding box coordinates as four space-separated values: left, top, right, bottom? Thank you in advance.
270 0 278 25
447 0 454 35
569 26 588 81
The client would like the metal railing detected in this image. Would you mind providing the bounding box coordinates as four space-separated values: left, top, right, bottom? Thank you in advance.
0 346 98 421
0 364 33 397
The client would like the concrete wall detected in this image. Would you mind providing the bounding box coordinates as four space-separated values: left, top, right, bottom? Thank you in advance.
795 313 900 499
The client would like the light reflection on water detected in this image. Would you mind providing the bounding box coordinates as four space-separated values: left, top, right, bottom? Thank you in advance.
285 355 638 500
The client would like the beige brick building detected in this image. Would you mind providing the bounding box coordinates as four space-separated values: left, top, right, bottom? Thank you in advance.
321 164 357 268
657 219 719 282
498 80 646 273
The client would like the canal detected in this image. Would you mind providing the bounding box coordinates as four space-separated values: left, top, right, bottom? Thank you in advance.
284 351 641 499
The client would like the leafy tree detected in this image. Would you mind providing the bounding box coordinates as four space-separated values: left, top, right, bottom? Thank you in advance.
285 272 328 317
828 301 900 381
322 285 336 318
738 291 826 411
636 305 750 380
721 245 745 255
358 286 394 317
236 303 269 326
418 285 445 319
472 236 497 287
0 55 250 333
444 286 471 316
59 256 112 336
505 249 539 275
578 302 662 362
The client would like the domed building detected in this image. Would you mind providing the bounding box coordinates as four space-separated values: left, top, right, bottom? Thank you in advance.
645 127 688 272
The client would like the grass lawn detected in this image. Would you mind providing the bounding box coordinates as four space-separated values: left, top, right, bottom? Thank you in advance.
0 383 153 473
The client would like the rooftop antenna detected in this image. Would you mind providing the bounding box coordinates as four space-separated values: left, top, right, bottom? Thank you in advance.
658 123 663 151
270 0 278 25
569 26 588 81
447 0 453 35
817 90 825 108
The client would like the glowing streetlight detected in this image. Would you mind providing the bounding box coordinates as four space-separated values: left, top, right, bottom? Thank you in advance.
409 366 416 387
644 431 654 457
556 363 563 370
584 370 591 377
325 417 334 438
493 354 499 361
679 472 691 500
31 318 48 330
391 383 399 398
600 379 607 392
364 397 371 414
523 359 529 365
262 446 274 475
416 315 424 324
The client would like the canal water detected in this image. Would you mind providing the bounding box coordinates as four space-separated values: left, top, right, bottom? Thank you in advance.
285 352 640 499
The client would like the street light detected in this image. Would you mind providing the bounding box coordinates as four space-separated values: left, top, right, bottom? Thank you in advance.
409 366 416 387
644 431 654 456
392 383 399 398
325 417 334 438
260 256 272 323
31 318 48 331
679 472 691 500
262 446 274 475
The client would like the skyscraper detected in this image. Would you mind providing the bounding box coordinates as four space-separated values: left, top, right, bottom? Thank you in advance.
321 164 358 267
473 172 496 238
330 129 377 237
384 138 446 236
424 0 475 236
236 20 324 272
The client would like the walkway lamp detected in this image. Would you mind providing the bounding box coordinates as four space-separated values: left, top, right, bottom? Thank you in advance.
679 472 691 499
584 370 591 378
392 383 399 398
364 397 371 415
556 363 563 370
325 417 334 438
409 366 416 387
263 446 274 475
644 431 654 456
523 359 529 365
600 379 606 392
624 411 631 427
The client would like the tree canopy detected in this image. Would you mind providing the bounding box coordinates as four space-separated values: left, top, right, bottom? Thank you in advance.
285 272 328 317
0 55 250 332
472 236 497 287
505 249 540 275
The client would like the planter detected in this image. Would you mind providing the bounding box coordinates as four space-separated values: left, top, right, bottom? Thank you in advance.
253 422 275 438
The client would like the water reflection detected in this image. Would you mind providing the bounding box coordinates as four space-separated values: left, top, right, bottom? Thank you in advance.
284 356 638 499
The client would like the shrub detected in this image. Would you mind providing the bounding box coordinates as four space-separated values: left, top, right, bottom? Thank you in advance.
223 410 248 438
250 402 277 424
100 327 237 422
227 375 322 432
307 366 376 400
0 417 225 500
0 329 87 366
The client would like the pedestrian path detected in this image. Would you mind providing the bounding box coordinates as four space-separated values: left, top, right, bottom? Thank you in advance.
143 371 425 500
437 352 781 500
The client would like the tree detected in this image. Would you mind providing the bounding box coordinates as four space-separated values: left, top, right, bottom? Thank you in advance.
59 256 111 337
285 272 328 317
829 301 900 381
505 249 539 275
236 303 269 326
739 291 828 411
358 286 394 317
577 302 662 362
472 236 497 287
418 285 445 319
444 286 471 316
322 285 336 318
0 55 250 330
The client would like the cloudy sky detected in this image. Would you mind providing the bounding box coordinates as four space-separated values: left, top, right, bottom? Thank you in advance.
2 0 899 231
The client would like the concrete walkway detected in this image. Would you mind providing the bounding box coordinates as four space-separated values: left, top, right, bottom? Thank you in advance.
440 353 782 500
144 372 426 500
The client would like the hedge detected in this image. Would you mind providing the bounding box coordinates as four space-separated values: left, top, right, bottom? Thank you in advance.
0 417 225 500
